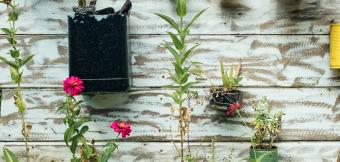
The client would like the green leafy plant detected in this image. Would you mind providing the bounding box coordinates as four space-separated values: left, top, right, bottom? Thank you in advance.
0 1 34 162
155 0 206 161
59 76 131 162
219 61 242 92
59 95 121 162
3 147 19 162
251 97 284 149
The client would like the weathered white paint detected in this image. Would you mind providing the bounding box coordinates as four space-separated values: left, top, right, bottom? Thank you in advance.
0 35 338 88
0 88 338 141
0 0 339 161
0 0 340 34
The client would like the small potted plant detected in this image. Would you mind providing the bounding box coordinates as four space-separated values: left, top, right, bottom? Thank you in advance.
210 61 243 111
68 0 132 92
249 97 284 162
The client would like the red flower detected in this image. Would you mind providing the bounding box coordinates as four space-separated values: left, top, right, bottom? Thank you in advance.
225 101 243 116
63 76 84 96
111 121 132 138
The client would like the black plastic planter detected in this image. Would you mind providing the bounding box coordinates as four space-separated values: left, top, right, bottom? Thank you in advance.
68 14 129 92
210 88 243 110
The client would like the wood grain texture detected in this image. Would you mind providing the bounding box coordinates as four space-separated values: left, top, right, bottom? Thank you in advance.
0 88 338 142
1 0 340 34
0 35 338 88
0 142 338 162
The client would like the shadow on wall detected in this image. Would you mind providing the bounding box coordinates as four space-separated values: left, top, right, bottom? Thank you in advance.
219 0 250 19
219 0 251 31
276 0 322 22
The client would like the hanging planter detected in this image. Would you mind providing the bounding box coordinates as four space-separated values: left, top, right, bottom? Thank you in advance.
69 0 132 93
209 61 243 114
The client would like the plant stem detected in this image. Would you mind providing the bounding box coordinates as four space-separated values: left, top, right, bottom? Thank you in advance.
20 112 29 162
236 110 257 160
8 1 30 161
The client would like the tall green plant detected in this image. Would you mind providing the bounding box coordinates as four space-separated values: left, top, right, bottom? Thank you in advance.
155 0 206 161
0 0 34 162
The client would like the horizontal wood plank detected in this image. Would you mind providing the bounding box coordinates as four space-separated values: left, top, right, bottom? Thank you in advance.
0 0 340 34
0 35 338 88
0 88 339 142
0 141 338 162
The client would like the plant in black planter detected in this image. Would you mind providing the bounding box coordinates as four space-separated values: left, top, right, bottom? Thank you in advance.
210 61 243 112
249 97 284 162
69 0 132 92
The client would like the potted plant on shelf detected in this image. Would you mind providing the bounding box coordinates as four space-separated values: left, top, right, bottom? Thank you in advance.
210 61 243 112
69 0 132 92
249 97 284 162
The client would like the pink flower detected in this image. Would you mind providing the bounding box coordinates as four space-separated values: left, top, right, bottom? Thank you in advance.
63 76 84 96
225 101 243 116
110 121 132 138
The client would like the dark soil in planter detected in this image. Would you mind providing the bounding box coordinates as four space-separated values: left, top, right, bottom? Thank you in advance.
68 14 129 92
209 88 243 110
249 146 278 162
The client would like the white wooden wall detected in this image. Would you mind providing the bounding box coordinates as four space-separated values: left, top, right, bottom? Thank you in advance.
0 0 339 161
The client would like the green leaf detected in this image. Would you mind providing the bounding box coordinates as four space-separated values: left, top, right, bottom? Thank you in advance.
98 142 118 162
162 43 181 63
154 13 180 33
9 12 18 21
70 100 84 113
229 64 234 79
169 92 182 105
10 67 18 83
71 157 82 162
57 102 68 113
19 54 34 67
0 56 17 69
70 135 79 154
3 147 18 162
172 62 183 75
13 92 26 113
6 37 16 45
180 43 200 65
176 0 186 17
179 72 189 84
10 49 19 58
184 8 208 32
79 126 89 134
171 74 180 84
181 81 199 93
1 28 12 35
166 32 183 50
74 117 90 128
67 117 75 127
162 84 176 89
83 145 94 159
64 127 75 146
